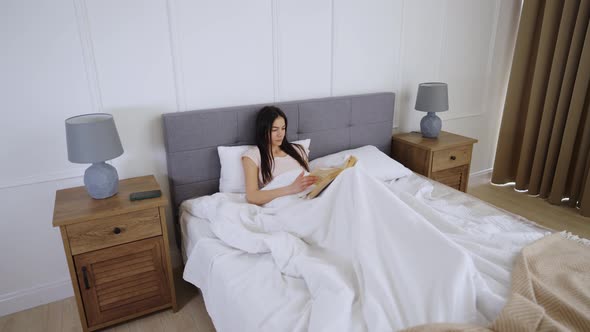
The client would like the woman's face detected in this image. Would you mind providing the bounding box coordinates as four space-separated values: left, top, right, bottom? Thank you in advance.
270 116 286 148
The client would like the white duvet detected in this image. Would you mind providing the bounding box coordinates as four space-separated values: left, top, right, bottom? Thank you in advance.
182 168 548 331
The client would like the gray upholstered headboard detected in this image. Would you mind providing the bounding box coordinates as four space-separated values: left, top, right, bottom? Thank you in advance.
162 92 395 218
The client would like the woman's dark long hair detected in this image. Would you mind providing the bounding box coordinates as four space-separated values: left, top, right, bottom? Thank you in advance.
256 106 310 184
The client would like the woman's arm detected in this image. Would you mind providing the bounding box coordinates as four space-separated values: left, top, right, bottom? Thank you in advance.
242 157 316 205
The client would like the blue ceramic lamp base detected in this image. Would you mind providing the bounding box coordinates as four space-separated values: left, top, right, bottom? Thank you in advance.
420 112 442 138
84 162 119 199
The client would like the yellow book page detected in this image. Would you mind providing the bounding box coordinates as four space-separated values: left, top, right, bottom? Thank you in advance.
306 156 358 199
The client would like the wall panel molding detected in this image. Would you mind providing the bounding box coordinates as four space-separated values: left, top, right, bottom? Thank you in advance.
444 112 488 121
72 0 103 113
445 0 501 121
330 0 335 96
166 0 187 112
0 169 84 190
272 0 280 101
174 0 274 109
393 0 405 129
439 0 500 121
480 0 502 118
274 0 331 101
436 0 448 81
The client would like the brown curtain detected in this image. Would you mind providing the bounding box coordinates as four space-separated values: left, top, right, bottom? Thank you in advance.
492 0 590 217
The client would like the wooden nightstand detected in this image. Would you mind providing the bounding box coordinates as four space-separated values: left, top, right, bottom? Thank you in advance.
52 175 177 332
391 131 478 192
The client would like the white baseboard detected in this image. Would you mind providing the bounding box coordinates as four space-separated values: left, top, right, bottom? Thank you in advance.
0 279 74 317
470 168 493 177
469 168 493 187
0 248 183 318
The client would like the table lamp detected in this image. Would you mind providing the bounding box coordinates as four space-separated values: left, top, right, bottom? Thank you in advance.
415 82 448 138
65 113 124 199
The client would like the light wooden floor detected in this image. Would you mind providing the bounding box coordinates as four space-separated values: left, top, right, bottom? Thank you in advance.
0 270 215 332
468 172 590 239
2 173 589 332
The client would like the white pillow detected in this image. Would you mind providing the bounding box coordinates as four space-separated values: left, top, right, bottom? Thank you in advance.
309 145 412 181
218 139 311 193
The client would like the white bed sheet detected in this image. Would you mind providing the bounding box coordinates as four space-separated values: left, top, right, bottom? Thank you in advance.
180 198 314 331
180 173 550 332
180 211 214 264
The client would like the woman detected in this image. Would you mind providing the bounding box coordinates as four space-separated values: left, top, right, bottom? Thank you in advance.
242 106 317 205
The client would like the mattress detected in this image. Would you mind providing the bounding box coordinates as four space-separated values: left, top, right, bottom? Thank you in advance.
180 211 215 264
180 173 550 331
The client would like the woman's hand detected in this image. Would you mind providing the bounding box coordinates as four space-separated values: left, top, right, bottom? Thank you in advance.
244 157 317 205
288 172 318 194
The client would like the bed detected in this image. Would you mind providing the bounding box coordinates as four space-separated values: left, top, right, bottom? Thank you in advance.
161 93 552 331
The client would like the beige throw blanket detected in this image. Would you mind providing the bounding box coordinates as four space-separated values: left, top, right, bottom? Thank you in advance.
402 233 590 332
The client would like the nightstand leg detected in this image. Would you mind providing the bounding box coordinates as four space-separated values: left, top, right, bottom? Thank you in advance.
59 226 90 332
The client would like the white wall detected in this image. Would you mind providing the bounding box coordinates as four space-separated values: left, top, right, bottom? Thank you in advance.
397 0 520 173
0 0 520 316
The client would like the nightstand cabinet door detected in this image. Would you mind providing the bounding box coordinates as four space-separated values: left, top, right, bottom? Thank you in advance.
431 165 469 192
73 237 171 327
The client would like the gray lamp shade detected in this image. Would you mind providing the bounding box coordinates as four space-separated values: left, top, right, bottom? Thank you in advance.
65 113 124 163
415 82 449 113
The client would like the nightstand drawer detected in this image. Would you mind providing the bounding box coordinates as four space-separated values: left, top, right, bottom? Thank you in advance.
67 208 162 255
432 145 472 172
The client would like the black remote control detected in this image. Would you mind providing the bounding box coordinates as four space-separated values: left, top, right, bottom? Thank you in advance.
129 190 162 201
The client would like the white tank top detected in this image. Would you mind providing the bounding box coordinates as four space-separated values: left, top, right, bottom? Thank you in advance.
242 146 308 186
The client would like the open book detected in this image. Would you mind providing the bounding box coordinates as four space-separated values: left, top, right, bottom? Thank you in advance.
306 155 358 199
